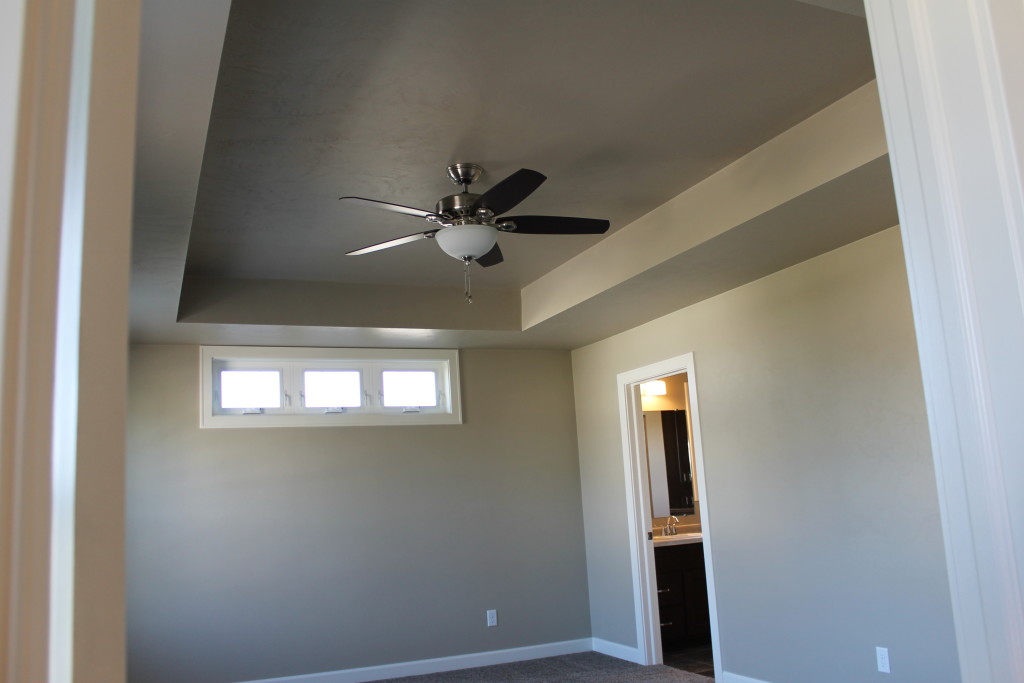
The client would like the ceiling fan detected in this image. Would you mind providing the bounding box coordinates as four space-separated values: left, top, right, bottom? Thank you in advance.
340 163 610 274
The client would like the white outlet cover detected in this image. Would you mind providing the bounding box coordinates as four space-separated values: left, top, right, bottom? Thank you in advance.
876 646 890 673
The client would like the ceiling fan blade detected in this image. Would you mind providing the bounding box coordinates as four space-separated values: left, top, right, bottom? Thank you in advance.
474 243 504 268
346 229 439 256
339 196 434 219
501 215 610 235
472 169 546 216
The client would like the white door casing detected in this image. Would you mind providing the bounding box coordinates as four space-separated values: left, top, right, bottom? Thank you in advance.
617 353 720 677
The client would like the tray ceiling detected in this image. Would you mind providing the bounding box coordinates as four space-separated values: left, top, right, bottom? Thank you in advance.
131 0 884 347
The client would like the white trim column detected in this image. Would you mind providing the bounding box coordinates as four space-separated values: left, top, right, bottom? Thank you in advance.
71 1 139 681
1 0 77 680
1 0 138 681
864 1 1024 681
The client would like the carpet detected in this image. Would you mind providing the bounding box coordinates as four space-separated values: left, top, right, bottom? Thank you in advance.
380 651 713 682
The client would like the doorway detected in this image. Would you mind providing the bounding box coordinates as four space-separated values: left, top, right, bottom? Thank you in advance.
616 353 721 677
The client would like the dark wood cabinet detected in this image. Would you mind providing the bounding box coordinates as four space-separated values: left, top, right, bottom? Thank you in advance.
655 542 711 648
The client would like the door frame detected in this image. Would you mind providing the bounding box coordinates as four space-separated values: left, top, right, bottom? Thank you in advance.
616 352 720 674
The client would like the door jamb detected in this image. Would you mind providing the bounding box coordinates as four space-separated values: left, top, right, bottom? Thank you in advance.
616 352 720 676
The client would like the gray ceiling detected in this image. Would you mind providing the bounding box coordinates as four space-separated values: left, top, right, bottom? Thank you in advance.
131 0 883 348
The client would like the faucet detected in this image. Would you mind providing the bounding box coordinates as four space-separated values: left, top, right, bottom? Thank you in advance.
666 515 680 536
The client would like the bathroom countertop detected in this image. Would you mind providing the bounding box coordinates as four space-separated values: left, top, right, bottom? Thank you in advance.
652 531 702 546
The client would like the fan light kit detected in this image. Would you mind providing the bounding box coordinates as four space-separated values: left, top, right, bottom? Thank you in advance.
341 163 610 302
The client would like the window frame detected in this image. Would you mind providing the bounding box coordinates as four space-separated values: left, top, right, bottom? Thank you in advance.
200 346 461 428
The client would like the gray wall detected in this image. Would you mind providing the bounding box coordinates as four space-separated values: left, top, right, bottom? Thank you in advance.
126 347 589 683
571 228 959 682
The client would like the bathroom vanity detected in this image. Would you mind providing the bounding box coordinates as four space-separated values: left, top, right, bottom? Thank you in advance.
654 537 710 648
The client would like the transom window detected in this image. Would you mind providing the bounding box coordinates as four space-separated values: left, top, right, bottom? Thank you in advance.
200 347 461 428
303 370 361 409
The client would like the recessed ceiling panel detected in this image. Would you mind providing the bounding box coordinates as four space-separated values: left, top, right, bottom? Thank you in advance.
182 0 875 290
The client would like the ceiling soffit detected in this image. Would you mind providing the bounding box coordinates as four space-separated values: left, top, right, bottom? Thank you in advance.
172 82 896 349
522 82 888 328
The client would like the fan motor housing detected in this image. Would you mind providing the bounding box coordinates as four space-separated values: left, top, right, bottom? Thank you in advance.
435 192 480 219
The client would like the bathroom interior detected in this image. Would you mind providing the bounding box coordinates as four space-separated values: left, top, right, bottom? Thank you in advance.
642 372 714 678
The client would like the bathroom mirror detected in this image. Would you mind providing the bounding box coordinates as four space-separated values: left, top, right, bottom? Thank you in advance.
642 373 696 518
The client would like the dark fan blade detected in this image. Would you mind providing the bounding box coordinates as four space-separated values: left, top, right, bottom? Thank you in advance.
475 243 504 268
472 169 546 216
346 229 439 256
339 196 433 219
501 215 610 235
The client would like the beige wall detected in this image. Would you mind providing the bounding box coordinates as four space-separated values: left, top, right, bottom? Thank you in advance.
572 228 958 682
126 347 589 683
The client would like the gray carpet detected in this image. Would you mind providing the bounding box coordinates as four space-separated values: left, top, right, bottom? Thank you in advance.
380 652 713 682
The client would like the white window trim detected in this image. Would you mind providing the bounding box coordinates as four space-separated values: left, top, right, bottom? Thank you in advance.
200 346 462 428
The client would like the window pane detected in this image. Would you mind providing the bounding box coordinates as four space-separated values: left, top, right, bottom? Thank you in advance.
220 370 281 409
304 370 361 408
382 370 437 407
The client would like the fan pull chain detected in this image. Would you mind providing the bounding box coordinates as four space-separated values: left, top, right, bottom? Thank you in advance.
463 257 473 304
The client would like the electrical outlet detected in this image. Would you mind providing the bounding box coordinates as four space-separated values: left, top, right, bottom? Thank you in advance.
486 609 498 627
876 646 890 673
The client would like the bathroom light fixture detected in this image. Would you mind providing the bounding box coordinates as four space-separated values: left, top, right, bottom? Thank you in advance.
640 380 667 396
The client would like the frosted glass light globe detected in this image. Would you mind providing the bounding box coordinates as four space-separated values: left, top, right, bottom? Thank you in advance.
435 224 498 261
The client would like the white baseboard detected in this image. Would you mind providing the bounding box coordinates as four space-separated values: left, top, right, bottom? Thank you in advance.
719 671 772 683
590 637 644 664
235 638 594 683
